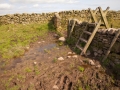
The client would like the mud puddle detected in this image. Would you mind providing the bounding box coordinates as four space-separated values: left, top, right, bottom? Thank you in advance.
0 43 57 72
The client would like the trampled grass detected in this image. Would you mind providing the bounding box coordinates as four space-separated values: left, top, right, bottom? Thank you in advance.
0 23 55 59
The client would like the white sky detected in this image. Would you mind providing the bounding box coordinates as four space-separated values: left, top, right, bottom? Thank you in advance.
0 0 120 15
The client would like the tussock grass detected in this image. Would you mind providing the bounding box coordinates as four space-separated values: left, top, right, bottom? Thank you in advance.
0 23 55 59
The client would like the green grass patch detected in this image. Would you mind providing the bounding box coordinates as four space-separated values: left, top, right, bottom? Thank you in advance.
78 66 84 72
0 23 55 59
53 58 57 63
25 67 32 73
34 65 40 75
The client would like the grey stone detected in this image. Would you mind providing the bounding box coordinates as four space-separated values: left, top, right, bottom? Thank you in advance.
67 56 71 58
58 57 64 61
94 52 98 56
53 85 59 89
58 37 66 42
68 52 72 55
96 65 101 68
53 34 59 38
34 62 37 65
97 49 103 54
72 55 78 58
88 60 95 65
93 47 98 52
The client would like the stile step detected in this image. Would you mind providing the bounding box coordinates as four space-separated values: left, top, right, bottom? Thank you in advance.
89 23 96 27
80 38 88 43
83 30 92 35
76 45 83 51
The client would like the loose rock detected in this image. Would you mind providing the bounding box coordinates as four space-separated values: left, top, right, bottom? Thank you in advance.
94 52 98 56
88 60 95 65
58 37 66 42
96 65 101 68
53 85 59 89
93 47 98 52
54 34 59 38
97 49 103 54
26 46 29 50
72 55 78 58
38 42 41 44
68 52 72 55
67 56 71 58
34 62 37 65
58 57 64 61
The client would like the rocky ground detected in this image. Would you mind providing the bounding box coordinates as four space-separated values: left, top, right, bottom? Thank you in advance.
0 32 119 90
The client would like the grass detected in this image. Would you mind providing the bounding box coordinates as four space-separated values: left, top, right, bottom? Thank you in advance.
78 87 83 90
78 66 84 72
53 58 57 63
70 63 75 68
34 65 40 75
25 67 32 73
44 49 50 54
0 22 55 59
7 85 20 90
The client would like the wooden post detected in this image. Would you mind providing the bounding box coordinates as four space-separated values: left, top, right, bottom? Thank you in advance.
89 8 98 23
68 19 76 38
102 29 120 62
98 7 109 29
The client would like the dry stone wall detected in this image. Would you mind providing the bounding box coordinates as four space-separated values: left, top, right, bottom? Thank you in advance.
68 21 120 72
91 29 120 64
0 13 55 25
0 10 120 28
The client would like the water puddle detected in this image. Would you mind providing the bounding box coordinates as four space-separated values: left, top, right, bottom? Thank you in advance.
37 43 57 52
0 43 57 72
8 58 22 70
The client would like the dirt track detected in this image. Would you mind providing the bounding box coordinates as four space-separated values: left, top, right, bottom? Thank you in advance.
0 32 120 90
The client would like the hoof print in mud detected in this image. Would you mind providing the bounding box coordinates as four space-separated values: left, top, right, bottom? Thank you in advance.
56 75 73 90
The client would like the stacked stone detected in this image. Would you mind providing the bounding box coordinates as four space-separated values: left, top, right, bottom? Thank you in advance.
67 16 120 66
90 29 120 66
0 10 120 25
0 12 55 25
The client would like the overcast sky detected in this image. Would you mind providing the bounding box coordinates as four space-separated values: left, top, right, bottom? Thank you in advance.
0 0 120 15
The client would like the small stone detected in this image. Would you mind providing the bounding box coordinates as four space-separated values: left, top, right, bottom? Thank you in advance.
93 47 98 52
72 55 78 58
42 41 45 42
94 52 98 56
114 59 120 64
67 56 71 58
58 57 64 61
26 46 29 50
72 52 76 54
38 42 41 44
88 60 95 65
34 62 37 65
53 85 59 89
96 65 101 68
56 48 59 49
54 34 59 38
68 52 72 55
97 49 103 54
58 37 66 42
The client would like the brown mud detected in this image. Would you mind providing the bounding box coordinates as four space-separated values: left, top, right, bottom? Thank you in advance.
0 32 119 90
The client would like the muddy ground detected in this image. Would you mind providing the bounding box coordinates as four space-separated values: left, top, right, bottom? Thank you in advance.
0 32 120 90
